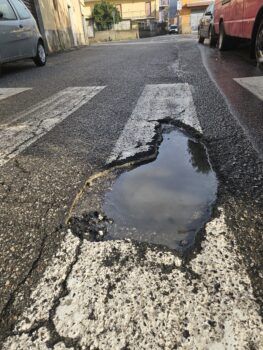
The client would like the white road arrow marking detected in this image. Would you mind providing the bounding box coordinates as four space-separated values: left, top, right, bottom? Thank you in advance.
107 83 202 164
0 88 32 101
0 86 105 167
234 76 263 101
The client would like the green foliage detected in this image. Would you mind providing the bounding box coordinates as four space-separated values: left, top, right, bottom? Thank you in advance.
92 1 121 30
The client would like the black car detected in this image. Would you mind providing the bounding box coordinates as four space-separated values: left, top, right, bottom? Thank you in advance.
198 2 217 47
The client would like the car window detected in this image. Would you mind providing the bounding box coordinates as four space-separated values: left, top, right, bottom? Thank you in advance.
10 0 30 19
0 0 17 20
207 3 214 14
205 5 211 14
210 3 214 12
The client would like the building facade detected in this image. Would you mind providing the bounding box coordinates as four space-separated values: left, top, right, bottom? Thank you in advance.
83 0 158 22
179 0 210 33
158 0 168 23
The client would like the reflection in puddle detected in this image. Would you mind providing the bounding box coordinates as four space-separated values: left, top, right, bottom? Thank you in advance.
103 127 217 250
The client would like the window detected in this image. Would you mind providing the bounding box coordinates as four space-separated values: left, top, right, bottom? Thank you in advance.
145 1 151 17
0 0 17 20
11 0 30 19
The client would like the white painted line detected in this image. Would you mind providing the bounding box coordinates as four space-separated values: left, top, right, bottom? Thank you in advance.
0 87 105 166
107 83 201 164
15 231 80 333
234 76 263 101
0 88 32 101
3 210 262 348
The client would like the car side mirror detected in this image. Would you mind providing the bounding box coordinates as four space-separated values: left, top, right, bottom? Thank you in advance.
0 11 4 19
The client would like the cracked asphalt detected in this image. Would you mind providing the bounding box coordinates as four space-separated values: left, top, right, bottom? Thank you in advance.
0 35 262 348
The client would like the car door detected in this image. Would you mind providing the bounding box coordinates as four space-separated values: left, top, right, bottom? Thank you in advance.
0 0 21 62
9 0 35 57
224 0 244 37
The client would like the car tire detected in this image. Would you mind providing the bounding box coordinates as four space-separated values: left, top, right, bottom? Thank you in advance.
255 17 263 69
218 22 229 50
33 41 46 67
208 26 217 47
198 30 205 44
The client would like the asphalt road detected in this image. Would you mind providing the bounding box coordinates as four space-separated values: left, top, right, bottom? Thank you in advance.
200 41 263 156
0 35 262 348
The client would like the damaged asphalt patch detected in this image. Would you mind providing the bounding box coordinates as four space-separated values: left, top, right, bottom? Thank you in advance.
2 211 263 349
107 83 202 165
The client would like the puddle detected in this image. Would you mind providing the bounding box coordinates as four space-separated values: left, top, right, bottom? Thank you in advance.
103 126 217 250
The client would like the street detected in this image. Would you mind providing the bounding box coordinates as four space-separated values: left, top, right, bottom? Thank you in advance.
0 34 262 349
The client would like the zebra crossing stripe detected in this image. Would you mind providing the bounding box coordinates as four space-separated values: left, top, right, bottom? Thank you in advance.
234 76 263 102
107 83 201 164
0 86 105 167
0 88 32 101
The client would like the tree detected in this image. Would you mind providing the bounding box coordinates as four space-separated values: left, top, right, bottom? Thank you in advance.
92 1 121 30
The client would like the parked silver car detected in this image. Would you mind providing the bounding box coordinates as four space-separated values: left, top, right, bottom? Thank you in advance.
0 0 46 66
198 2 217 47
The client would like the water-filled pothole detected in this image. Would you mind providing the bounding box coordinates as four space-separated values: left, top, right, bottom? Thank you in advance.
103 126 217 250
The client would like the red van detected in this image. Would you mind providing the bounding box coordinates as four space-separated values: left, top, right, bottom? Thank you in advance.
214 0 263 66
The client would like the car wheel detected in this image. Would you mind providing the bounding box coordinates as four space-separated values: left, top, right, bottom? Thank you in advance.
33 41 46 67
255 17 263 68
208 26 217 47
198 30 205 44
218 22 229 50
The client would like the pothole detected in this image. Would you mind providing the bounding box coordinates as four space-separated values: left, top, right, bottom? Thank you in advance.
103 125 218 251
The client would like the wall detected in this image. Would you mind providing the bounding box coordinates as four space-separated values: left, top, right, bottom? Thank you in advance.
37 0 88 52
180 6 191 33
89 29 139 42
113 20 131 30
